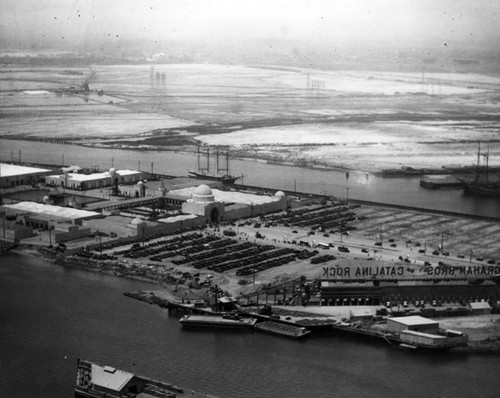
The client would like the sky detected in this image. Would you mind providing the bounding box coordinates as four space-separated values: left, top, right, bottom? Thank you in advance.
1 0 499 50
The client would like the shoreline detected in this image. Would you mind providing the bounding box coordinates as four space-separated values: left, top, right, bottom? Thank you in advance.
2 135 486 177
12 245 500 355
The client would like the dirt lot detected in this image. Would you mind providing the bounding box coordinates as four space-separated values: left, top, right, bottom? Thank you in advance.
354 205 500 260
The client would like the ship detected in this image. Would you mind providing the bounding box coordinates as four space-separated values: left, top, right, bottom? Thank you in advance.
188 171 239 185
179 314 257 329
461 142 500 197
189 146 239 185
74 358 215 398
463 181 500 197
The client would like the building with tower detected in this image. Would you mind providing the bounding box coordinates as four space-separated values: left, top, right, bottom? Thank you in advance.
181 184 225 224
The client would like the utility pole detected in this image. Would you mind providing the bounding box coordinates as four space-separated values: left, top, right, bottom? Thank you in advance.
1 211 5 239
48 222 53 246
96 231 102 253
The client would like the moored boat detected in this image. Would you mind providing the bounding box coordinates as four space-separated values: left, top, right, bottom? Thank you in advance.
179 314 257 329
188 171 239 185
254 320 311 338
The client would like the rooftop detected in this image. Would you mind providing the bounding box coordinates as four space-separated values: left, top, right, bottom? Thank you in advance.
0 163 51 178
388 316 439 327
2 201 101 220
117 169 142 176
67 172 111 181
91 364 134 392
170 187 282 206
158 214 197 223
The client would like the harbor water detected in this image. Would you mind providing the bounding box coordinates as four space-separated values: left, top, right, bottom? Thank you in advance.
1 139 499 218
1 253 500 398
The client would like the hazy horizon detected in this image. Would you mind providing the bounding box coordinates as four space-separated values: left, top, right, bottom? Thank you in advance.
1 0 499 55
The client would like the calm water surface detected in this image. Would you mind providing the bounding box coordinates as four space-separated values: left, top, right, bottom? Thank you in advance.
1 253 500 398
1 139 499 218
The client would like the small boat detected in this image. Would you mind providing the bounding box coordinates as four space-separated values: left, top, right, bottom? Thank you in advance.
179 314 257 329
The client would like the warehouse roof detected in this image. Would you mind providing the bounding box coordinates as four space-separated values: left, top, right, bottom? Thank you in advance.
0 163 51 177
116 169 141 176
2 201 100 220
91 364 134 392
388 316 438 327
469 302 491 310
67 172 111 181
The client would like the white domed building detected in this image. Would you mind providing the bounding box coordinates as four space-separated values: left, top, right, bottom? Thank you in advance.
182 184 225 224
127 216 148 235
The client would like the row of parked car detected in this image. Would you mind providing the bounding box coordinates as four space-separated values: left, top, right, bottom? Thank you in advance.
262 203 358 231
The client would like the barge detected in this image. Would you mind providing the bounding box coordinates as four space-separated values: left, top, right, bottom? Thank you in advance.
179 314 257 329
254 320 311 338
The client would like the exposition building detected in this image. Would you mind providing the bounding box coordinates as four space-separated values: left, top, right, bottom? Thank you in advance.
45 168 143 190
0 163 52 188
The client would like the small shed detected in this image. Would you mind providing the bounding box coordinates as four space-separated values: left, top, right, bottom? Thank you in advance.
91 364 144 396
387 316 439 334
469 302 491 315
350 308 374 321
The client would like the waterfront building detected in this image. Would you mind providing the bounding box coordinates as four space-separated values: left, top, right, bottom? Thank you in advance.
0 163 52 188
45 168 143 190
181 184 225 224
176 184 288 222
1 201 101 227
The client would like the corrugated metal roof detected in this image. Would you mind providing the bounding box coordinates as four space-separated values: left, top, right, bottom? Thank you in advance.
91 364 134 392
